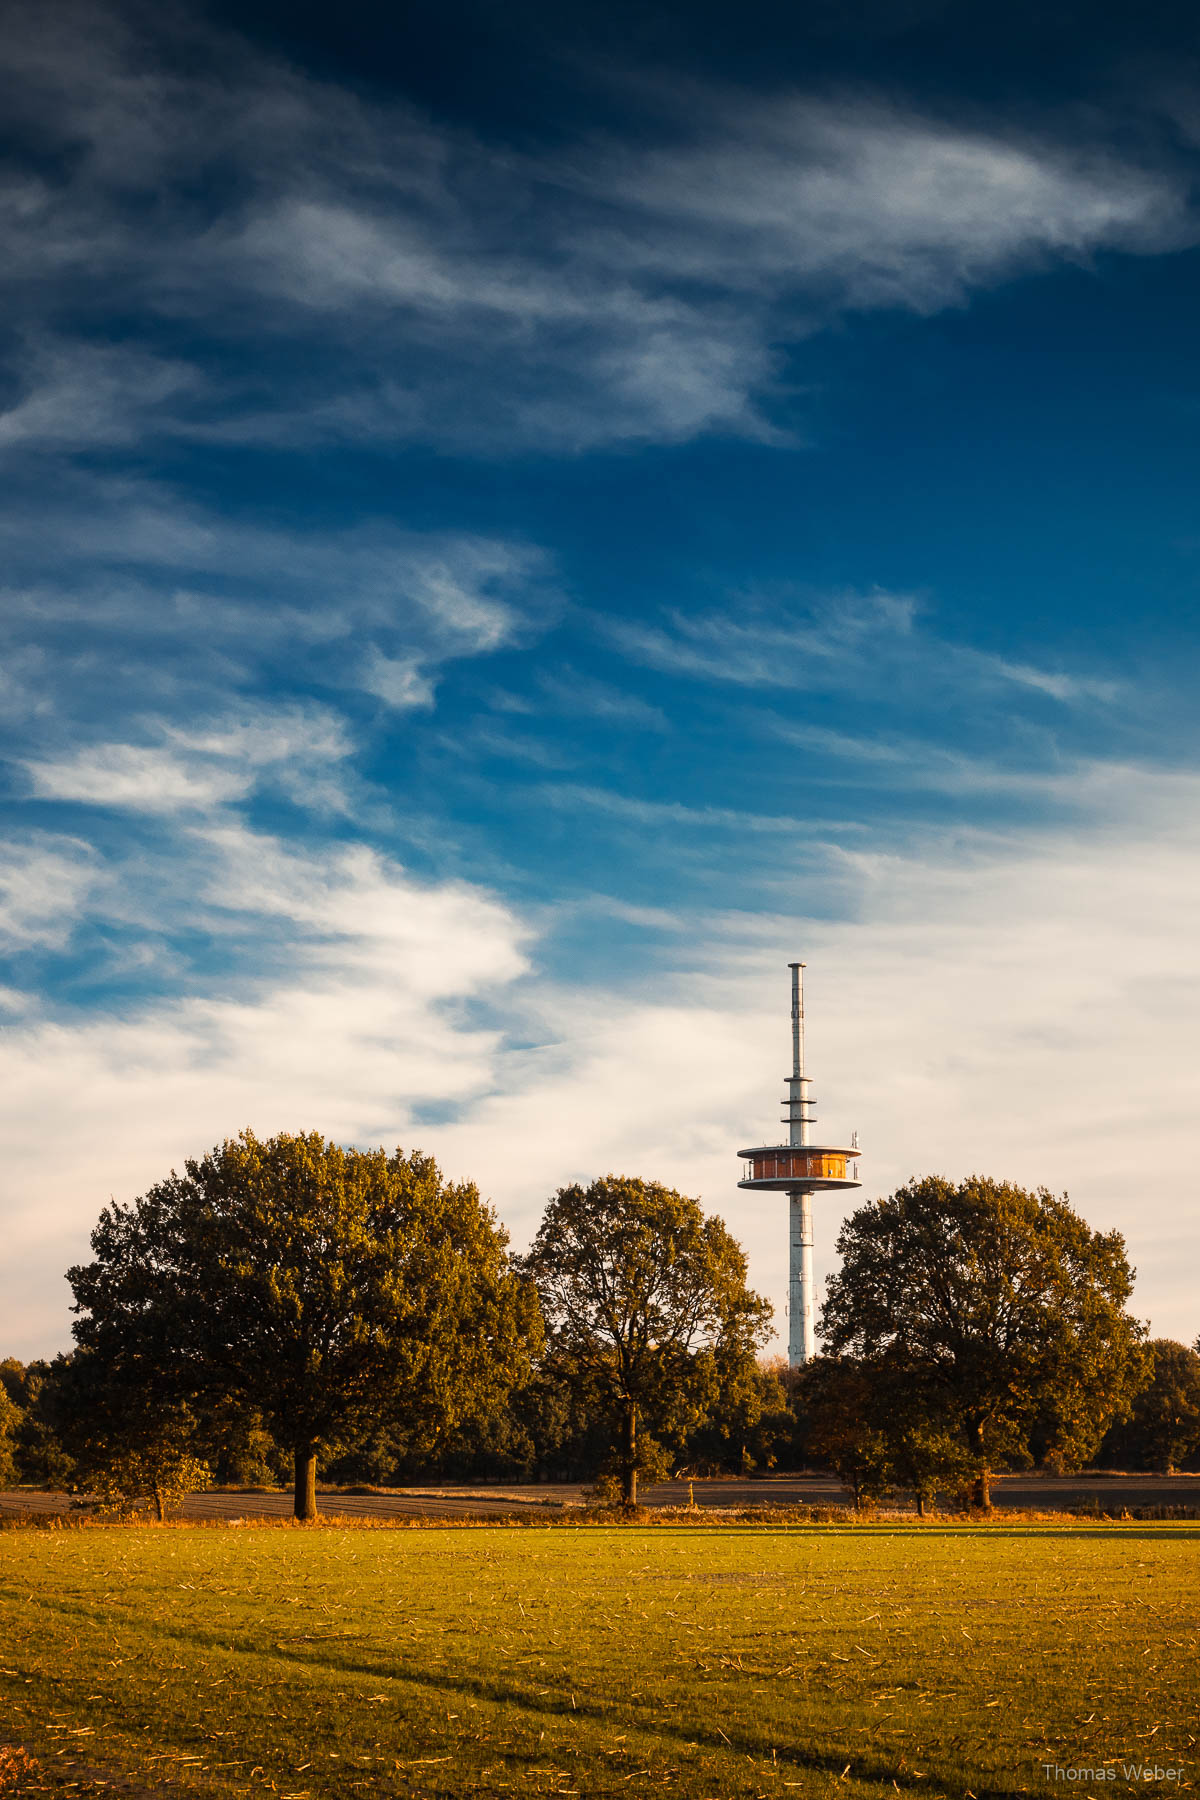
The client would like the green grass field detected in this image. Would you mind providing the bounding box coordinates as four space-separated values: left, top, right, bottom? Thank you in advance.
1 1521 1196 1799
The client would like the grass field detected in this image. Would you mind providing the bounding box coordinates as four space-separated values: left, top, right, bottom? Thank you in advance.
1 1521 1196 1800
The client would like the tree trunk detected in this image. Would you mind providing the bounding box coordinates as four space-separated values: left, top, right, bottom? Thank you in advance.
621 1401 638 1510
153 1487 166 1524
916 1492 928 1519
967 1420 991 1511
294 1442 318 1522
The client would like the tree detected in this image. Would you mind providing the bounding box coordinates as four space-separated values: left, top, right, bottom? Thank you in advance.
803 1355 895 1510
428 1342 616 1485
821 1176 1146 1509
1098 1340 1200 1474
521 1175 772 1507
0 1379 20 1489
0 1358 74 1488
803 1354 975 1514
88 1448 213 1521
41 1350 212 1521
0 1358 23 1412
682 1355 795 1477
877 1383 977 1515
68 1130 542 1519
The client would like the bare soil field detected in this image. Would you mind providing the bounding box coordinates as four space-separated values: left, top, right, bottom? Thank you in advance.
2 1471 1197 1522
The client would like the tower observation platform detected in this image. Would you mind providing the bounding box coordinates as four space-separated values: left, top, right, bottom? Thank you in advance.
737 962 861 1366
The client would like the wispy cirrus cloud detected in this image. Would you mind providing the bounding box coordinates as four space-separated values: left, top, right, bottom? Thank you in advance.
0 1 1193 455
535 783 868 838
0 479 558 900
983 657 1119 703
583 92 1186 311
533 668 670 731
607 589 919 685
0 339 202 450
607 588 1120 714
0 477 555 744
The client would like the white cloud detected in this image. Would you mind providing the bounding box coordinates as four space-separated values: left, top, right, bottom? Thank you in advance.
4 763 1200 1359
166 708 352 768
23 705 361 818
360 651 437 711
193 825 528 989
0 837 99 950
1 493 545 648
26 745 251 811
467 726 579 772
403 545 531 652
766 720 1095 803
190 95 1193 447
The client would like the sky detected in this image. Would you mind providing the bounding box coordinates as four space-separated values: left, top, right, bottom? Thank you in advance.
3 0 1200 1360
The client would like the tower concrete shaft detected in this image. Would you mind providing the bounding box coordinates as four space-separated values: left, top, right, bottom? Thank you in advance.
789 1190 815 1364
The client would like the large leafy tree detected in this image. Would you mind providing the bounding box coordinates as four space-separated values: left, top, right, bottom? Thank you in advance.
69 1130 542 1518
521 1175 772 1507
821 1175 1146 1508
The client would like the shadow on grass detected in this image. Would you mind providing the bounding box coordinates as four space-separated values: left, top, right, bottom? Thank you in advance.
27 1590 1046 1800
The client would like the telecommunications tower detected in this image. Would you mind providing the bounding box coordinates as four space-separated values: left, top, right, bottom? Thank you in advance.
737 962 862 1366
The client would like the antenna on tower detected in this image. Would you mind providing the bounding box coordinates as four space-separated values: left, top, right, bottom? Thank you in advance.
785 961 815 1146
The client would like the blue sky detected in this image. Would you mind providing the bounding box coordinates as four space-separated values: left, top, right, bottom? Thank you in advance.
4 0 1200 1357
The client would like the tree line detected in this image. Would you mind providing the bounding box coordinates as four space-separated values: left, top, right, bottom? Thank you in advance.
2 1131 1198 1518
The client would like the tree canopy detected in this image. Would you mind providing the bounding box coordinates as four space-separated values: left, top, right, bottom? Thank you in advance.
1098 1339 1200 1474
820 1174 1146 1507
803 1352 976 1513
68 1129 542 1517
0 1378 19 1489
521 1175 772 1506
